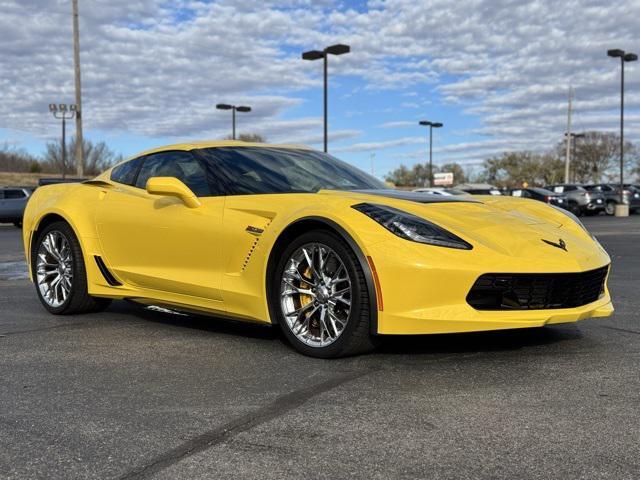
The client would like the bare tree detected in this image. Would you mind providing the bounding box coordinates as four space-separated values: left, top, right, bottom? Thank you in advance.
43 137 123 176
223 133 267 143
0 144 43 173
557 131 637 183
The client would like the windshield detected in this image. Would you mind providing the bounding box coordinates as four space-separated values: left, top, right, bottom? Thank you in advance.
194 147 387 195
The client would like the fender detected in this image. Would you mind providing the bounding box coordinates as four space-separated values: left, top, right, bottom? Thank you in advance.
267 215 379 335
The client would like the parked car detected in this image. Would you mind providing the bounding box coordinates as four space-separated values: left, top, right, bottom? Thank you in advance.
412 187 468 196
456 183 502 195
0 187 32 227
509 187 568 209
544 184 605 216
583 184 640 215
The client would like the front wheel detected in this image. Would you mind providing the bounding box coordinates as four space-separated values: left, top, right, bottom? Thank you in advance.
33 221 112 314
271 230 378 358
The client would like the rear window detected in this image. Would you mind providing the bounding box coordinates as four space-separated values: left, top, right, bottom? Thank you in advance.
4 189 26 199
111 157 144 186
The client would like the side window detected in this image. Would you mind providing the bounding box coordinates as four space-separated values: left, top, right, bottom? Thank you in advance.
111 157 144 186
4 189 26 199
135 151 210 197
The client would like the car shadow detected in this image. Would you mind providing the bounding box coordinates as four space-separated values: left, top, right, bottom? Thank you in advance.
376 325 583 356
108 300 278 341
108 300 582 357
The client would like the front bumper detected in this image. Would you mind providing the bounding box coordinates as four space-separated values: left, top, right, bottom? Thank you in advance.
367 238 613 335
376 294 613 335
584 199 605 211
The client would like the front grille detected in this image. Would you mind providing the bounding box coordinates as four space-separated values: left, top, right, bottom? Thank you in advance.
466 266 608 310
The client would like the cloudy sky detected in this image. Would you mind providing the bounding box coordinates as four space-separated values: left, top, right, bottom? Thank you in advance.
1 0 639 178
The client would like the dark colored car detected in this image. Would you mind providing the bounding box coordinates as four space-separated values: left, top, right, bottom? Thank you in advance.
456 183 502 195
509 187 568 209
0 187 32 227
544 184 605 216
583 184 640 215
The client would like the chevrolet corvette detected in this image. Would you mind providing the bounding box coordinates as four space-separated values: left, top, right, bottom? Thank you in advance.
22 141 614 357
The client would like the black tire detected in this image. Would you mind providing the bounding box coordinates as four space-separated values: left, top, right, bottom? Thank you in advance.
605 201 616 216
270 229 379 358
568 202 581 216
32 221 111 315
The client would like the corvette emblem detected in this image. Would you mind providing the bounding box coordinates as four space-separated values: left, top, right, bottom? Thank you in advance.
542 238 567 251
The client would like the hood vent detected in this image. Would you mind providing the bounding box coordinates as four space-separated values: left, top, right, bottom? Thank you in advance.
351 189 479 204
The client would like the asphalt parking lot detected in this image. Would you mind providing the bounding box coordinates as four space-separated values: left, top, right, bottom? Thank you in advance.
0 216 639 480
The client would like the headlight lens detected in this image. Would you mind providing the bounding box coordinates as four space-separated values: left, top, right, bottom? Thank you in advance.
352 203 472 250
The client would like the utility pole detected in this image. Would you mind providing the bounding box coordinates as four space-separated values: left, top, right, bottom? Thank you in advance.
72 0 84 176
564 87 573 184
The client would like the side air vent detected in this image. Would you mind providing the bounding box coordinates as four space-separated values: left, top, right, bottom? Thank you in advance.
241 237 260 272
94 256 122 286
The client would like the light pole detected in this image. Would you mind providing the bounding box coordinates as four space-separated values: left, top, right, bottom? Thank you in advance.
49 103 76 179
419 121 443 187
216 104 251 140
302 44 350 152
607 48 637 211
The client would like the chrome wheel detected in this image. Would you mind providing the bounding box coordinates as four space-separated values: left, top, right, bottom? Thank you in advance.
280 242 352 348
36 231 73 308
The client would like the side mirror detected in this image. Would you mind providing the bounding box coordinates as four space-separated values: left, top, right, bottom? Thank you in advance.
146 177 201 208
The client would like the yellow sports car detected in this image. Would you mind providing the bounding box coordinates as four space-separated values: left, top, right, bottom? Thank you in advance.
22 141 613 357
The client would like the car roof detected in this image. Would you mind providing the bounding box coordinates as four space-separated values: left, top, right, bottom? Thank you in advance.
134 140 313 158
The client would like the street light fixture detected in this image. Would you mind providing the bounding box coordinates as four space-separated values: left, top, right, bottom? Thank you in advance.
49 103 76 179
607 48 637 212
419 120 444 187
302 43 351 152
216 103 252 140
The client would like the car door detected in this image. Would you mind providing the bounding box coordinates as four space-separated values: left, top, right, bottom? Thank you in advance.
95 151 225 303
3 189 28 219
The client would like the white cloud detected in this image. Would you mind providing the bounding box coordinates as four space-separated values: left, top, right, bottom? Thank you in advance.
0 0 639 166
333 136 424 153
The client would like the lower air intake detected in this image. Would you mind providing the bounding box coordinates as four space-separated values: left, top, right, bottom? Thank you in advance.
466 266 608 310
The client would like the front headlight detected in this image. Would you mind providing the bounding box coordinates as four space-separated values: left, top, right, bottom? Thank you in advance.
352 203 472 250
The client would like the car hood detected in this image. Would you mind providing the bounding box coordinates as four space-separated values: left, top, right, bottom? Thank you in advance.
319 189 605 266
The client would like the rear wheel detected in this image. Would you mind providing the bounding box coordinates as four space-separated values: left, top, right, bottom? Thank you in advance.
605 201 616 216
271 230 378 358
33 221 111 314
